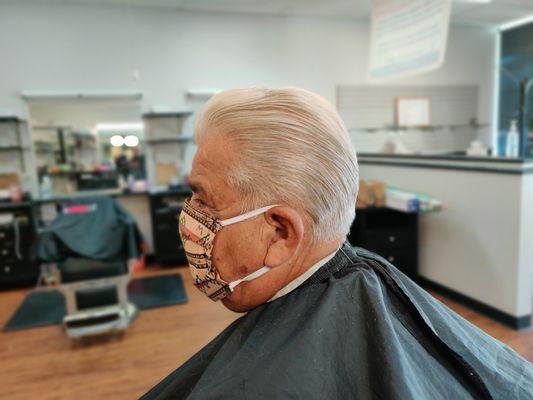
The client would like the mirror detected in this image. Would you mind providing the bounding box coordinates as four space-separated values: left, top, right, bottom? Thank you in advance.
26 97 145 196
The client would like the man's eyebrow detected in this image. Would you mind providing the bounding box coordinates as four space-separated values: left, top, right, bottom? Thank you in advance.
189 181 206 196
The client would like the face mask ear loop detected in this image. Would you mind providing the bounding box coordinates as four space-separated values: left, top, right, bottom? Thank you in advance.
220 205 278 227
227 221 275 292
228 266 271 291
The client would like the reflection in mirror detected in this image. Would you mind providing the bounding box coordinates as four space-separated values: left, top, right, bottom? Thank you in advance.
26 98 145 197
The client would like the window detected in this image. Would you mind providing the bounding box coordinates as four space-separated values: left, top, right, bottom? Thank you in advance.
498 23 533 157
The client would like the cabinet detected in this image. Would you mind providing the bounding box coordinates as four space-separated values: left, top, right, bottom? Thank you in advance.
0 202 37 288
348 208 418 279
149 188 192 265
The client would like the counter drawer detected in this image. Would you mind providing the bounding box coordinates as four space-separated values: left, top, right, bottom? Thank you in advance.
374 247 417 279
356 228 415 249
0 227 14 242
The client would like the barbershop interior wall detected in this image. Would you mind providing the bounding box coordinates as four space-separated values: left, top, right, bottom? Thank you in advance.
1 2 495 122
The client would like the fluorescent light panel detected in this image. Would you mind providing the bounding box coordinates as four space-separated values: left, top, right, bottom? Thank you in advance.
454 0 492 3
96 122 144 131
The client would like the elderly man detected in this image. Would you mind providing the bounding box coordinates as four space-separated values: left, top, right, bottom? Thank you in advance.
142 87 532 400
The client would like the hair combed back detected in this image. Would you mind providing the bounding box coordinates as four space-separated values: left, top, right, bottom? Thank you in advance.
195 87 359 243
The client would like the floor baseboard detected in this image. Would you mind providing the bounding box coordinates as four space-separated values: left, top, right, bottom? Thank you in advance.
417 276 531 330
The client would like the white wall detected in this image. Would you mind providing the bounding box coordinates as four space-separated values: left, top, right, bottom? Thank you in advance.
0 2 496 143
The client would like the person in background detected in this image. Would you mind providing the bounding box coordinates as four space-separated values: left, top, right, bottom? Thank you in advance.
114 153 129 182
128 147 146 180
142 87 532 400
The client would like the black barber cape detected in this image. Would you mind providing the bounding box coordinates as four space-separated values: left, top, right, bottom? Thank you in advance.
141 243 533 400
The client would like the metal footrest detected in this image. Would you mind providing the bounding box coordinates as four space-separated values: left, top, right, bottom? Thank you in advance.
63 302 138 338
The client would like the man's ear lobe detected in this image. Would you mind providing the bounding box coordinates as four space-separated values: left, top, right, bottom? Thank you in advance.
263 207 304 268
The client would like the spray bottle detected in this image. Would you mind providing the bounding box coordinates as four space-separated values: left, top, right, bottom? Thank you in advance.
505 119 519 158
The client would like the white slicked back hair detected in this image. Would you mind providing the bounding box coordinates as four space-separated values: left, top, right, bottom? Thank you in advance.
194 87 359 243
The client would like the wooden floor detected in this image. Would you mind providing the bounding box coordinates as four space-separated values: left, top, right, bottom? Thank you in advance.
0 265 532 400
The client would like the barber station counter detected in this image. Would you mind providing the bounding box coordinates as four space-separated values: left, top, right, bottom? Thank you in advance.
0 187 190 288
358 153 533 328
358 153 533 174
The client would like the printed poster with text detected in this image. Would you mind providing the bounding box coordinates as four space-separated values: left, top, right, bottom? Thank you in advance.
368 0 452 80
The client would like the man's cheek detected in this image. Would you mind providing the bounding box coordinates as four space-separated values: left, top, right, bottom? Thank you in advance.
212 234 233 280
218 233 249 279
224 238 248 277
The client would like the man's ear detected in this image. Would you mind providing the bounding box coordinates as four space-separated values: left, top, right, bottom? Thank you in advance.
263 206 304 268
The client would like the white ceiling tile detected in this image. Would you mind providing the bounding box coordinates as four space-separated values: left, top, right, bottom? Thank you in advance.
450 2 478 16
493 0 533 9
455 4 533 26
282 0 371 19
65 0 187 7
181 0 290 15
127 0 186 7
13 0 533 27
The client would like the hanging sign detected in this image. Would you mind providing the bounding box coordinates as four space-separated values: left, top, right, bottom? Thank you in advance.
368 0 451 80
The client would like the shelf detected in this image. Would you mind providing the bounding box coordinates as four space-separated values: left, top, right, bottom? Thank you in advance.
146 137 192 144
352 123 490 133
186 89 221 99
0 201 33 211
0 117 21 123
46 170 79 176
32 125 72 131
0 146 28 151
142 111 193 119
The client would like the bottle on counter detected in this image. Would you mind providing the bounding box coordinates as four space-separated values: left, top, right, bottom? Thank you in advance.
505 119 520 158
40 174 53 198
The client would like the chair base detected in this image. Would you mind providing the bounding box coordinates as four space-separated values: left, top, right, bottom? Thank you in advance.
63 302 138 339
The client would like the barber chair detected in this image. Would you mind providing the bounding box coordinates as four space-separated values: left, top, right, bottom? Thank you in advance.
36 196 144 338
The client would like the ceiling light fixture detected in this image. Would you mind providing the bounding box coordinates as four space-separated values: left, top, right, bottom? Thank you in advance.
110 135 125 147
124 135 140 147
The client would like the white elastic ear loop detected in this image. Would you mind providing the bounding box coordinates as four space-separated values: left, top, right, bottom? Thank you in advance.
220 204 278 227
228 266 271 292
221 204 278 292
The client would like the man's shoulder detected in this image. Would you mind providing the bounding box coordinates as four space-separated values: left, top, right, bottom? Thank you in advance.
304 241 399 286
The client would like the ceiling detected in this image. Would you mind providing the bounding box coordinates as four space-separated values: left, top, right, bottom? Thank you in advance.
18 0 533 28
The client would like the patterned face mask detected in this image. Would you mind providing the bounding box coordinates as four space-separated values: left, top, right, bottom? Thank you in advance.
178 199 277 301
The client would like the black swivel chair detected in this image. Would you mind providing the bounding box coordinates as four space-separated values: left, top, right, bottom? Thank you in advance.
35 196 144 338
